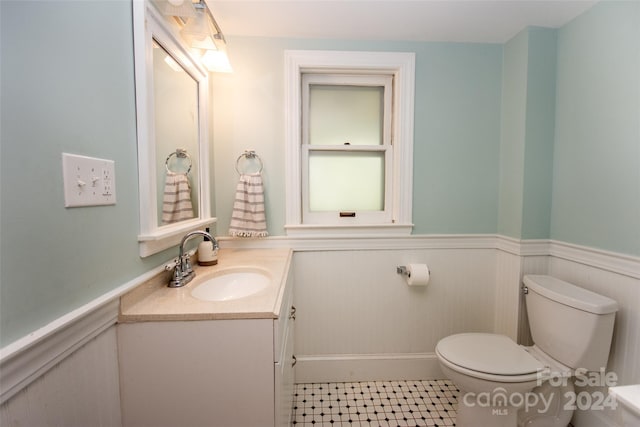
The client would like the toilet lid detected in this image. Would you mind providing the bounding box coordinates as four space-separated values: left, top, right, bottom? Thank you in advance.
437 333 545 376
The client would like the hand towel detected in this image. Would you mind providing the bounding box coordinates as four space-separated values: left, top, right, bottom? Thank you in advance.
229 173 268 237
161 172 194 224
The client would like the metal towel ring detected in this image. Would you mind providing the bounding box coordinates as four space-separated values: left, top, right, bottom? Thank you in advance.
165 148 192 174
235 150 264 174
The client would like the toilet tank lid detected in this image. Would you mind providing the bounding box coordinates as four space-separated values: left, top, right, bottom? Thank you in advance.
523 275 619 315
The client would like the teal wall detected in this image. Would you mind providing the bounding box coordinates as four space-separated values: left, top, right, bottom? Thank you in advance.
0 1 173 347
498 27 557 240
211 38 503 236
521 28 557 240
498 30 529 238
551 1 640 255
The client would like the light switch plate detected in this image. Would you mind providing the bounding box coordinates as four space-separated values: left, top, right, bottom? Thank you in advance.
62 153 116 207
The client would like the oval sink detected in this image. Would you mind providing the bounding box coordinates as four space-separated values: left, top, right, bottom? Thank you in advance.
191 268 271 302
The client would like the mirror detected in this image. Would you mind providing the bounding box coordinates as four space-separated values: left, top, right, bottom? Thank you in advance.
152 41 200 226
134 0 215 257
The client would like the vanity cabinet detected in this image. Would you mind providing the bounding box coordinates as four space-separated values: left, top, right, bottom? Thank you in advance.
117 266 295 427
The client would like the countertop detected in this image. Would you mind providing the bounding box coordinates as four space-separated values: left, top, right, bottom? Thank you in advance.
119 248 292 322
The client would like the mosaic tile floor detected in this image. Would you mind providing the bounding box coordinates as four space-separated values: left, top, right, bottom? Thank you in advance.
292 380 458 426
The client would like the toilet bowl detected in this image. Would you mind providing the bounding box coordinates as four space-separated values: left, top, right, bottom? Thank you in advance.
436 333 573 427
436 275 618 427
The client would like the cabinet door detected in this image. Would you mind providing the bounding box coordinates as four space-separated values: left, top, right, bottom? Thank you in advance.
275 312 295 427
118 320 274 427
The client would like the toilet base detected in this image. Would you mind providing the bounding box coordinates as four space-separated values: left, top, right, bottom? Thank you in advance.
456 390 519 427
518 381 574 427
454 381 574 427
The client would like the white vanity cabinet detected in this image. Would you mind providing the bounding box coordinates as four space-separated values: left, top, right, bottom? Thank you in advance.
117 251 295 427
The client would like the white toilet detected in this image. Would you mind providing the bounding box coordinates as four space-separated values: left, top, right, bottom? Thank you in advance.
436 275 618 427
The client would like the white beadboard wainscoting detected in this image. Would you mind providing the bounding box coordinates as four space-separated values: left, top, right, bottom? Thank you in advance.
0 265 164 427
0 235 637 427
292 246 498 382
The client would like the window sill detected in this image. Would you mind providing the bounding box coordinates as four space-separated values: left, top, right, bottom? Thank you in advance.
285 223 413 237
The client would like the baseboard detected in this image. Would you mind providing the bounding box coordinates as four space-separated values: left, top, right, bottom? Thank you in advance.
294 353 444 384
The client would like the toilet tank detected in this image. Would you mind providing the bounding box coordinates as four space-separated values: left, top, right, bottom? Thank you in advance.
524 275 618 371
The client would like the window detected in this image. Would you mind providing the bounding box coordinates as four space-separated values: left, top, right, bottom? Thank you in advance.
284 51 415 236
303 73 392 224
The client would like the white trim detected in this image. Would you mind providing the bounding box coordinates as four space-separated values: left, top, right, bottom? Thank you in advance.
219 235 639 279
495 235 551 257
548 240 640 279
284 50 415 234
138 217 217 257
0 263 165 404
294 353 443 383
219 233 498 251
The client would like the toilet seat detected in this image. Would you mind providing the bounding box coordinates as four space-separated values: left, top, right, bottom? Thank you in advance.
436 333 546 383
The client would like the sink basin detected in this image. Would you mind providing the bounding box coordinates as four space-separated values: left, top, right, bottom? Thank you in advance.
191 268 271 302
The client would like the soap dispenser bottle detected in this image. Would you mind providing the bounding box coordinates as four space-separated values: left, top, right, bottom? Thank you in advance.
198 228 218 266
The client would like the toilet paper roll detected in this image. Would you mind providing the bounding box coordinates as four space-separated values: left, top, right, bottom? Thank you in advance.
406 264 430 286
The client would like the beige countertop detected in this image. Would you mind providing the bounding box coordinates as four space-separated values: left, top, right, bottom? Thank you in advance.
119 248 292 322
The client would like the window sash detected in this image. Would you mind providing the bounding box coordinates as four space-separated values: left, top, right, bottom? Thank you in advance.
301 74 393 225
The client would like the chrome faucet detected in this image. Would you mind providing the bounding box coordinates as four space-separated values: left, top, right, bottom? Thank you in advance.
166 230 219 288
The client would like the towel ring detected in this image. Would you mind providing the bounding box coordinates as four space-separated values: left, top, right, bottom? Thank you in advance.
165 148 192 174
235 150 264 174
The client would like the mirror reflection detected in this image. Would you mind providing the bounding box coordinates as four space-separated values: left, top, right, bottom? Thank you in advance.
152 40 200 225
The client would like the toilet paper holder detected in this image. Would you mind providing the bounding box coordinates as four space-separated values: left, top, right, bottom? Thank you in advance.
397 265 431 278
397 266 410 277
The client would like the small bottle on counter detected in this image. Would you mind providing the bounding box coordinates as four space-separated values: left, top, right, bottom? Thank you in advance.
198 228 218 266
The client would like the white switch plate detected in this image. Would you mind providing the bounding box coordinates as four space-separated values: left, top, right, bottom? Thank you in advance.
62 153 116 207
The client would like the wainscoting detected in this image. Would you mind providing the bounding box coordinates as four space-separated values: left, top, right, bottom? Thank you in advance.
0 326 121 427
1 235 637 427
292 245 497 382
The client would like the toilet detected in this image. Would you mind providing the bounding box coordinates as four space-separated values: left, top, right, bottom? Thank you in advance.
436 275 618 427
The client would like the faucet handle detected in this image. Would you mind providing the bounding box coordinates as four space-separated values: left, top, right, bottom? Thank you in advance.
164 258 180 271
169 264 183 287
182 253 194 275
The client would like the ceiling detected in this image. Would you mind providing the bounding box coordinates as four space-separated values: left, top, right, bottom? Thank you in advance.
208 0 597 44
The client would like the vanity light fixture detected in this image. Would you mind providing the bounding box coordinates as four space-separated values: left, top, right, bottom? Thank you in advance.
180 7 218 50
160 0 196 18
179 1 233 73
201 49 233 73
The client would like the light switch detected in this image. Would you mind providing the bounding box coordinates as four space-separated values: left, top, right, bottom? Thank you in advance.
62 153 116 207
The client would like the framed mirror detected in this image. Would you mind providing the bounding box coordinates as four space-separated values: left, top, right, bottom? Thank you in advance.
133 0 215 257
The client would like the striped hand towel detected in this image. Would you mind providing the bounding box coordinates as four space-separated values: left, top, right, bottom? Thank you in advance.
161 172 194 225
229 173 268 237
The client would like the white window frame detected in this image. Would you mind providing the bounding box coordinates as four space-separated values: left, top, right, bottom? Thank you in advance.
284 50 415 236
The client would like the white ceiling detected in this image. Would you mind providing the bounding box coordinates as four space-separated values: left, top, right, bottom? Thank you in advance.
208 0 597 44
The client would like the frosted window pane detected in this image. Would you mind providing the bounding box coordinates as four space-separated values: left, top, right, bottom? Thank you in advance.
309 151 384 211
309 85 383 146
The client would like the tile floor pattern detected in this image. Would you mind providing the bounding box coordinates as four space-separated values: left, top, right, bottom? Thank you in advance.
292 380 458 426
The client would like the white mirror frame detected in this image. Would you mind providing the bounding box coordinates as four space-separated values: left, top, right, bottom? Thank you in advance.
133 0 215 257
